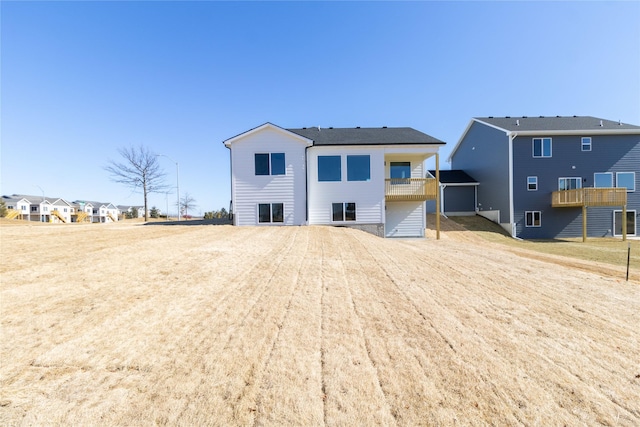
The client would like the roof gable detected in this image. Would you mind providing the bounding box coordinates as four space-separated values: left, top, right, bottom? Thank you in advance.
223 122 314 147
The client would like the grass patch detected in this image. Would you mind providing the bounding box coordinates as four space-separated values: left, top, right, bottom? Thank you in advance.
449 215 640 269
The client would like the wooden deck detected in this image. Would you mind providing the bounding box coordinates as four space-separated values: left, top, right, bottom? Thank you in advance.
551 187 627 208
385 178 437 201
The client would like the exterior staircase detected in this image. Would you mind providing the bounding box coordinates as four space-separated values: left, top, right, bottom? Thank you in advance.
52 210 67 223
5 209 20 220
76 211 89 223
107 213 117 222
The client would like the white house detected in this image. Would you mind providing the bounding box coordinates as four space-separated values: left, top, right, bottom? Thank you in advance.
223 123 445 237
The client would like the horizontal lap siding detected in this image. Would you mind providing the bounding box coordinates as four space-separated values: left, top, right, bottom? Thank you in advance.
385 202 424 237
231 129 307 226
514 134 640 238
307 147 384 225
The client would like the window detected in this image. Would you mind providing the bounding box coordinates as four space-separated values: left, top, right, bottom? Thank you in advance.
390 162 411 179
616 172 635 192
255 153 285 176
558 177 581 191
332 202 356 222
43 207 48 212
532 138 552 158
347 155 370 181
31 206 38 212
318 156 341 181
594 172 613 188
21 206 27 211
613 210 636 236
581 137 592 151
527 176 538 191
258 203 284 223
525 211 541 227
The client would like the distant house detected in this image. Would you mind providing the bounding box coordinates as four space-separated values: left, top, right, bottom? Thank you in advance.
117 205 145 219
1 195 30 220
449 116 640 239
84 202 119 223
224 122 445 237
4 194 72 223
426 170 478 216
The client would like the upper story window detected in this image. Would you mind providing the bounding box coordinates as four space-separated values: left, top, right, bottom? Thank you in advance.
318 156 341 182
616 172 635 192
527 176 538 191
558 177 581 191
21 205 27 211
255 153 285 176
532 138 552 158
594 172 613 188
31 206 38 212
347 155 370 182
581 137 592 151
390 162 411 179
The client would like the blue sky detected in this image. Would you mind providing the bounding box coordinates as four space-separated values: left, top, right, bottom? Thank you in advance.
2 1 639 215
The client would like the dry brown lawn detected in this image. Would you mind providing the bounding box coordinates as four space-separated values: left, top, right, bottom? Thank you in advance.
1 219 639 426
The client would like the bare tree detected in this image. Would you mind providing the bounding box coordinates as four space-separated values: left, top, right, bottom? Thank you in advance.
179 192 197 219
105 146 167 222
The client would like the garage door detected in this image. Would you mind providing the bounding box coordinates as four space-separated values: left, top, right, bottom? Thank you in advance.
385 201 424 237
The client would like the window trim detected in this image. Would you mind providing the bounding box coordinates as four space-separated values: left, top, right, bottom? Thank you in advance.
257 203 284 224
527 176 538 191
581 137 592 152
331 202 356 222
594 172 613 188
525 211 541 228
616 171 635 192
532 137 552 158
558 177 582 191
255 153 285 176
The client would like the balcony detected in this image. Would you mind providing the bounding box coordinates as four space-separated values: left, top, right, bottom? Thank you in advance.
551 187 627 208
385 178 437 201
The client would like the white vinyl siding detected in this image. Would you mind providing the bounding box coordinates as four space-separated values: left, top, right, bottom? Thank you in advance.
385 201 425 237
230 127 308 226
307 147 384 225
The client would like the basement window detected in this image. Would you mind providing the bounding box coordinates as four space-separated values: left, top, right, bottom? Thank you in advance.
525 211 541 227
332 202 356 222
258 203 284 223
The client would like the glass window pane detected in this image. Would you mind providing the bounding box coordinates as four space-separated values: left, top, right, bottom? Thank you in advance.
347 155 370 181
258 204 271 223
616 172 635 191
332 203 343 221
390 162 411 179
272 203 284 222
533 139 542 157
345 203 356 221
543 138 552 157
528 176 537 190
318 156 341 181
255 153 269 175
594 173 613 188
271 153 285 175
534 212 541 226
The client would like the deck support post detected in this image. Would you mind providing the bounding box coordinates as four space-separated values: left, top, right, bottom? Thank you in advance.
435 153 440 240
622 204 627 241
582 205 587 242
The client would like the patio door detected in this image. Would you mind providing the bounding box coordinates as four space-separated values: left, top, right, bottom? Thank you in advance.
613 210 636 236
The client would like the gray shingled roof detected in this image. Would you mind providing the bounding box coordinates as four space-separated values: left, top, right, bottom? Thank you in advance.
427 170 478 184
287 127 445 146
476 116 640 132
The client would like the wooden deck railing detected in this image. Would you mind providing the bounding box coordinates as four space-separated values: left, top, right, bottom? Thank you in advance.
551 187 627 207
385 178 437 201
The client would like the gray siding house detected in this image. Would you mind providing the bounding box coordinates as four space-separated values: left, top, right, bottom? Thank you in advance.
449 116 640 239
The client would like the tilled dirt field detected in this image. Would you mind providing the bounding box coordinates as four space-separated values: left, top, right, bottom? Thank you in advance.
1 221 639 425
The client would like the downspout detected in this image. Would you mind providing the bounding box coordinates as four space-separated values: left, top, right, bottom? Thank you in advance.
508 132 517 238
305 146 310 225
226 145 234 225
440 183 448 218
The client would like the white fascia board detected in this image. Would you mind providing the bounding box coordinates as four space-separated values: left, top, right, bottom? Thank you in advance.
223 122 313 147
382 145 441 156
508 129 640 137
447 119 507 163
440 182 480 187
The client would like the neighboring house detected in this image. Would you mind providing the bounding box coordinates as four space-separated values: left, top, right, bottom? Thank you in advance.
1 195 30 219
117 205 145 219
224 123 445 237
426 170 479 216
5 194 72 223
72 201 94 223
449 116 640 239
85 202 119 223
